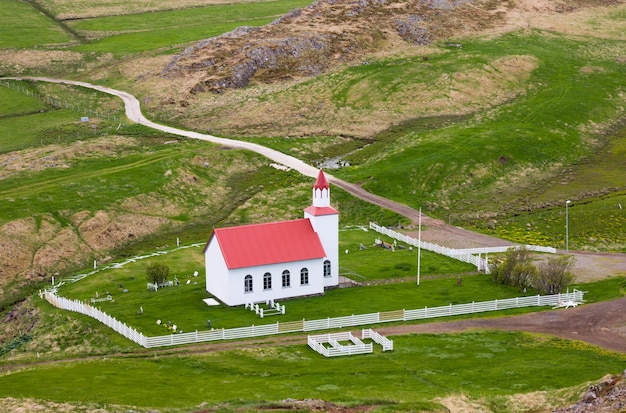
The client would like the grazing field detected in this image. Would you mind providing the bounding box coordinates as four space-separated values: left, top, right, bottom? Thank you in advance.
0 86 47 115
38 0 294 20
69 0 312 56
0 330 624 411
0 0 74 49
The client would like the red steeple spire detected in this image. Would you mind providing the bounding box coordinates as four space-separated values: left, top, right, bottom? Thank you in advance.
314 169 329 190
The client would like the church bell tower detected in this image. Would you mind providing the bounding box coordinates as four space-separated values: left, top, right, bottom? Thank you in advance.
304 169 339 287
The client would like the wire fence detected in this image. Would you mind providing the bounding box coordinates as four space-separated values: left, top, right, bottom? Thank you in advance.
0 79 129 153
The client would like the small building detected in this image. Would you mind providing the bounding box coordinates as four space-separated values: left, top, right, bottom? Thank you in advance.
204 169 339 306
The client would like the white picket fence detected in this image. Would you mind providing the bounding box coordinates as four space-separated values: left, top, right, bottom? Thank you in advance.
308 331 373 357
42 289 584 349
369 222 557 273
43 292 147 347
362 328 393 351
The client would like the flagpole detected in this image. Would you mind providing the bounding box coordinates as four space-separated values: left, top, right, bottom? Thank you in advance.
417 207 421 286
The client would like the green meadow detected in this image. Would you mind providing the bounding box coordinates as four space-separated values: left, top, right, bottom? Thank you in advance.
0 0 74 48
242 31 626 251
68 0 312 56
0 330 624 411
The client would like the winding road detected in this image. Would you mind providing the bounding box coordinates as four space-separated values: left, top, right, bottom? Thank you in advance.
6 77 511 244
5 77 625 279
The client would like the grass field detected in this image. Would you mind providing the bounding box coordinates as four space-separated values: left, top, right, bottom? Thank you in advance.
0 0 74 49
68 0 312 56
0 330 624 411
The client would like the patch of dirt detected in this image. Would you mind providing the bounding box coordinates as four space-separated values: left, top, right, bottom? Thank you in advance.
437 393 492 412
33 227 91 271
0 299 39 345
0 397 123 413
0 136 140 179
157 0 523 92
0 50 84 75
78 210 171 251
43 0 267 20
554 373 626 412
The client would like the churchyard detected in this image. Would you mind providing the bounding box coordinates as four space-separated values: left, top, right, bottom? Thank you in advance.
57 228 489 335
56 227 601 338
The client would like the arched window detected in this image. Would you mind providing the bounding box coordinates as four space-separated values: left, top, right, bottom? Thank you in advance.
263 272 272 290
282 270 290 288
244 275 253 293
300 268 309 285
323 260 331 277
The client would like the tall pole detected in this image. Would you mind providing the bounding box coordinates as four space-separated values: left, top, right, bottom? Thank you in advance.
417 207 421 286
565 200 571 253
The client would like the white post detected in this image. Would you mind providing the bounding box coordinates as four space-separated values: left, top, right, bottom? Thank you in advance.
417 207 422 286
565 200 571 252
177 237 180 247
94 260 97 269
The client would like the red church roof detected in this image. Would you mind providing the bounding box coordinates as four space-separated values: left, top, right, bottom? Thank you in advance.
304 205 338 216
211 219 326 269
314 169 329 190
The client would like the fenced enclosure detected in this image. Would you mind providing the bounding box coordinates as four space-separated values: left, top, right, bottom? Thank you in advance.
42 289 584 349
308 331 375 357
369 222 557 273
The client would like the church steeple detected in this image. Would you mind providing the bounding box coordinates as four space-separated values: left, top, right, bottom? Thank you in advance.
312 169 331 207
304 169 338 288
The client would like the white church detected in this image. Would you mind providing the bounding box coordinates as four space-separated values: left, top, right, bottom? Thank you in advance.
204 169 339 306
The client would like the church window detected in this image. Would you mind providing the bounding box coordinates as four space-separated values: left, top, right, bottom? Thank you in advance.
282 270 290 287
263 272 272 290
323 260 331 277
300 268 309 285
244 275 253 293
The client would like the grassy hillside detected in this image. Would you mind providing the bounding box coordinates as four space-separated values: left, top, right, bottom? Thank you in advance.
0 0 625 411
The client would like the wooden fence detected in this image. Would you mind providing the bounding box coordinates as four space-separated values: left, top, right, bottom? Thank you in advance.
43 289 584 349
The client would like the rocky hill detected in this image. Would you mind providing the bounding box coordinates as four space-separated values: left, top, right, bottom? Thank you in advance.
159 0 621 95
160 0 506 94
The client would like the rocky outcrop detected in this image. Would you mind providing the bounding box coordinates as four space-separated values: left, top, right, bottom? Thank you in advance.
553 373 626 413
160 0 507 93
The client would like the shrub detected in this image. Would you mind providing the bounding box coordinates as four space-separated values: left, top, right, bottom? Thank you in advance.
146 262 170 287
534 256 575 295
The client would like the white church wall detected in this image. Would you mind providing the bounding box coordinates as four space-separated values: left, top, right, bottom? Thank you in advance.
304 212 339 288
204 239 230 303
222 259 325 306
